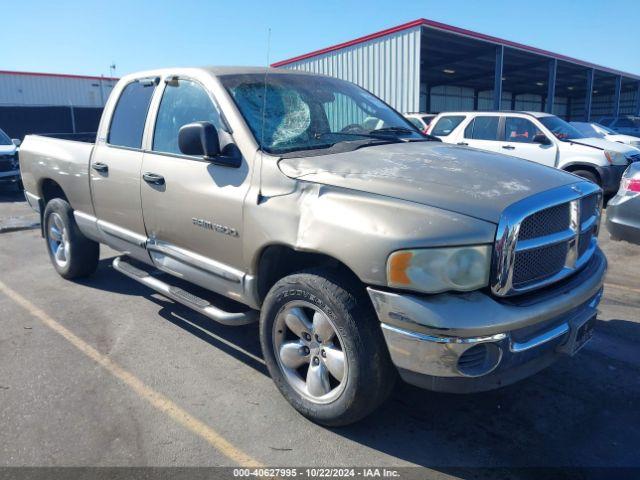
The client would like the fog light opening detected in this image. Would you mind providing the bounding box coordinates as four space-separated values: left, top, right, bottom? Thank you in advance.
457 343 502 377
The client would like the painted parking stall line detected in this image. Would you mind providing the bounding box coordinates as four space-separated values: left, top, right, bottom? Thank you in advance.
0 280 262 468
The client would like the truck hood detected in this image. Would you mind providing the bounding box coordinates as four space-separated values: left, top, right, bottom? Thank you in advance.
278 142 579 224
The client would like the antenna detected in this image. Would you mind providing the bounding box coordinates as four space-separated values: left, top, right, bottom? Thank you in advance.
257 28 271 204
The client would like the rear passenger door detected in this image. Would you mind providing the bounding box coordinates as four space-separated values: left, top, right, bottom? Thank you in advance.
90 77 157 261
140 76 251 300
460 116 502 153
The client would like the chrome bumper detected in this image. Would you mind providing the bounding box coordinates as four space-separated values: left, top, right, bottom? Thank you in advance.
368 248 606 387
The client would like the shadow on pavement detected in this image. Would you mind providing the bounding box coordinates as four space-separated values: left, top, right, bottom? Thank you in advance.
75 257 640 471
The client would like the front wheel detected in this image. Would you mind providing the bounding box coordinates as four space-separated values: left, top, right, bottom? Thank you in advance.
572 169 600 187
43 198 99 279
260 269 396 426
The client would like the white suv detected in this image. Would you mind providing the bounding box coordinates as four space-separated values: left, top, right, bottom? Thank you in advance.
428 111 639 194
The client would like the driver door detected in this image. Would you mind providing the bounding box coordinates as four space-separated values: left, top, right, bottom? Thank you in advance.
500 116 557 167
140 77 251 301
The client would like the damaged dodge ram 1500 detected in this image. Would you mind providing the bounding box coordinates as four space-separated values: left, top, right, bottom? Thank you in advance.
20 67 606 426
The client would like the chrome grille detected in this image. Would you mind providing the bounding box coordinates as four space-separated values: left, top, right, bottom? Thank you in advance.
492 182 601 296
513 243 568 287
518 203 570 240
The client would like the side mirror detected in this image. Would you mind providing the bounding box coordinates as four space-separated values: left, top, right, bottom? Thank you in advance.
12 138 21 147
533 133 551 145
179 122 220 158
178 122 240 168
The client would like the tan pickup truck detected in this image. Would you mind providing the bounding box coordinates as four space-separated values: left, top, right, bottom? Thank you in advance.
20 67 606 425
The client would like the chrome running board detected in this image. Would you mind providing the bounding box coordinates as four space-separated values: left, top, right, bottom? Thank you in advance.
112 256 257 326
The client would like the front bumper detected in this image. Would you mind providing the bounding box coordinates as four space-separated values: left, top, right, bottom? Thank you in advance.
596 164 627 194
368 248 606 393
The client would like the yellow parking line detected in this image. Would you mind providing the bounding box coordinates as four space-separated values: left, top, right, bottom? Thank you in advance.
604 282 640 295
0 280 262 467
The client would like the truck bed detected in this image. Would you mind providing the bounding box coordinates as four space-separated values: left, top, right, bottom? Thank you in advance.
19 134 96 215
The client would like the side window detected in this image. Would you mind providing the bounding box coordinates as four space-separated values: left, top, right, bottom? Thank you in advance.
108 80 156 148
504 117 541 143
465 116 500 140
153 79 221 155
431 116 466 136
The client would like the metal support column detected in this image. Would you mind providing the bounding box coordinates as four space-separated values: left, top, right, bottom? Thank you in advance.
613 75 622 118
585 69 594 121
493 46 504 111
546 59 557 114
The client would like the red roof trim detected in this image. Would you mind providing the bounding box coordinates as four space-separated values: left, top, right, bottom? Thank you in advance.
0 70 119 81
271 18 640 80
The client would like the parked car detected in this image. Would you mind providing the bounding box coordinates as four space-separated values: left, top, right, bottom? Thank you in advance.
428 111 639 194
606 162 640 245
0 128 22 191
20 68 606 426
571 121 640 148
598 116 640 137
404 113 436 134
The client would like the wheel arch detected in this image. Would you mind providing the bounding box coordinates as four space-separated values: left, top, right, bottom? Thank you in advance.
562 163 602 186
254 243 363 304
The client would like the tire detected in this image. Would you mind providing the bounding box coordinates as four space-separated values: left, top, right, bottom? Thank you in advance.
43 198 99 279
572 169 600 187
260 268 396 426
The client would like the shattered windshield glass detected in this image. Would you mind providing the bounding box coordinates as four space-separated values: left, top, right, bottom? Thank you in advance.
220 73 425 154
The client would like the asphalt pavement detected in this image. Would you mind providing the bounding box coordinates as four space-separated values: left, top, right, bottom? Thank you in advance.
0 190 639 477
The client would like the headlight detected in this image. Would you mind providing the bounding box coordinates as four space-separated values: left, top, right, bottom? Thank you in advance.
604 150 628 165
387 245 492 294
631 141 640 148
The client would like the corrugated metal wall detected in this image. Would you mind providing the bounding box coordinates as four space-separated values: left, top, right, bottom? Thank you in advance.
279 26 422 114
0 73 117 107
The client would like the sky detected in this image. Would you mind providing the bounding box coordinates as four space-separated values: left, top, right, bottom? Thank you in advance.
4 0 640 78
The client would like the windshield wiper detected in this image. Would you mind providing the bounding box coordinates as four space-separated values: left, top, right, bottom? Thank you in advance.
314 131 389 140
369 126 414 135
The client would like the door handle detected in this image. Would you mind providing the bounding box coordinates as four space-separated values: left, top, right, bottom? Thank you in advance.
502 145 516 150
91 162 109 173
143 172 165 185
457 142 468 146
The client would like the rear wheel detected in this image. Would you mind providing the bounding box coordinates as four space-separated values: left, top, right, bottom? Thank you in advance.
43 198 99 279
260 268 396 426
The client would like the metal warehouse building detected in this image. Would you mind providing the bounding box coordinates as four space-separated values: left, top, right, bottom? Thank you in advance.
272 18 640 120
0 70 117 139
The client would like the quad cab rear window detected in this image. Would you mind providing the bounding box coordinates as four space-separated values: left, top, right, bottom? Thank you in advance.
108 79 157 149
